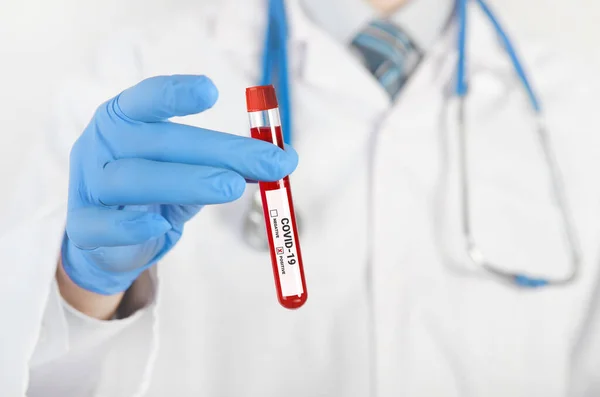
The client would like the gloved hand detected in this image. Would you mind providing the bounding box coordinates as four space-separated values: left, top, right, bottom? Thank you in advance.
62 75 298 295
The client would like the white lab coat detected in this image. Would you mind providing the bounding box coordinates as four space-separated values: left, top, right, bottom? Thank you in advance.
2 0 600 396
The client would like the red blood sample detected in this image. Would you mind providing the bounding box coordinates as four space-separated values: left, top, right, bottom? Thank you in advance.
246 85 308 309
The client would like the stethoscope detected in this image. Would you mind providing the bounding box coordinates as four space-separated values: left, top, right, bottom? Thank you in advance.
243 0 581 288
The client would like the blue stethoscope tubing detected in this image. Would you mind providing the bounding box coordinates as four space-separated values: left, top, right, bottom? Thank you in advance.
244 0 299 251
261 0 292 144
456 0 540 112
454 0 580 287
259 0 581 288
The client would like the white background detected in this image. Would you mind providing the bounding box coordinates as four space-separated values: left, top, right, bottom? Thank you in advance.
0 0 598 189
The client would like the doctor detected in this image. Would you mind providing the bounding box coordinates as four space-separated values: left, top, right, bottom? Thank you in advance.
2 0 600 396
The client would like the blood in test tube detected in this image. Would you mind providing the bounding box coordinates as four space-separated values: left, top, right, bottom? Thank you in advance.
245 85 308 309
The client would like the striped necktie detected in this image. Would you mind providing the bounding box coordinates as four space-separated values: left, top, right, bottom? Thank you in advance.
351 19 422 101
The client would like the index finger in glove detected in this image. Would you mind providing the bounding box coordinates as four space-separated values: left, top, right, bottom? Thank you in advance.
116 75 219 123
113 124 299 183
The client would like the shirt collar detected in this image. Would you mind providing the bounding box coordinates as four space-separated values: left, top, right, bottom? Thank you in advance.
297 0 456 51
298 0 376 44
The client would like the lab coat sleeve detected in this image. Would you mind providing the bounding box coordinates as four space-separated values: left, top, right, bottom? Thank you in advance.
1 5 237 394
27 269 157 397
0 24 162 396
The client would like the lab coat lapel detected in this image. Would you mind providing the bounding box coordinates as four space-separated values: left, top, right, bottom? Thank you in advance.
212 0 389 113
286 0 389 112
199 0 392 242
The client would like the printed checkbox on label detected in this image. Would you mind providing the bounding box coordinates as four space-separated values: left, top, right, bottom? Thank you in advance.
270 209 278 218
276 247 284 255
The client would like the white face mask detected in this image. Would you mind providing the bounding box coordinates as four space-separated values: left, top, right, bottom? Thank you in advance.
299 0 455 51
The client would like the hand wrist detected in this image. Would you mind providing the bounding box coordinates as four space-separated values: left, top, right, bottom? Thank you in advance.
56 256 125 321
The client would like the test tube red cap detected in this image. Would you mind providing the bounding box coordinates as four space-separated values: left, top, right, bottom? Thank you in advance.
246 85 278 112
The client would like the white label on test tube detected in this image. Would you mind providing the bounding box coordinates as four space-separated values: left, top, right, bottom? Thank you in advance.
265 187 304 297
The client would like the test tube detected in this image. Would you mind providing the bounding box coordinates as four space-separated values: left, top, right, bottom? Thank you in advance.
245 85 308 310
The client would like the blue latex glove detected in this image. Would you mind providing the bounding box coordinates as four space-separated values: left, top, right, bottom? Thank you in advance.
62 75 298 295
